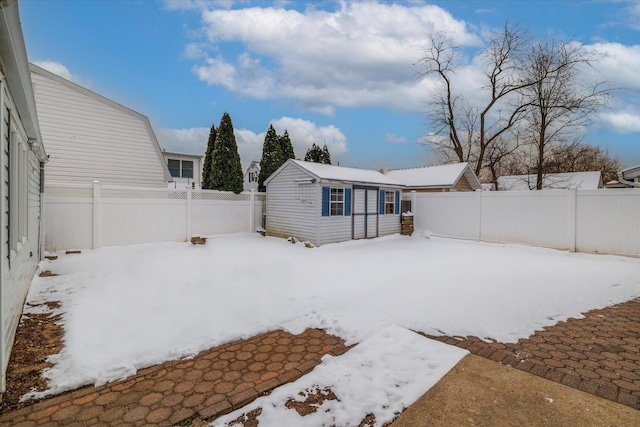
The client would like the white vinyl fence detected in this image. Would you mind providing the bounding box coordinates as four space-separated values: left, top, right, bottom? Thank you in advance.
44 183 265 251
409 189 640 257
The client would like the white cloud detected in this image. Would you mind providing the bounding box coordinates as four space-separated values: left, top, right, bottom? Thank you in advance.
270 117 348 159
585 43 640 92
155 117 348 167
385 133 407 144
32 61 90 87
599 111 640 134
181 2 479 114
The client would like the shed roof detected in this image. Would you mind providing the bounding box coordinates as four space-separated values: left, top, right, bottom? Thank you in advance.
497 171 603 190
385 162 481 189
268 159 403 187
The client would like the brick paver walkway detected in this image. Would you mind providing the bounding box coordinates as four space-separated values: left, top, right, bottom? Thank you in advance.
427 297 640 410
0 329 348 426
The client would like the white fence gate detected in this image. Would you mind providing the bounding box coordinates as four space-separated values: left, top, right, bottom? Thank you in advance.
44 183 266 251
409 189 640 257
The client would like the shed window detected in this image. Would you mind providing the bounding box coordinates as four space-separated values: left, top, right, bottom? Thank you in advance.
330 188 344 216
385 191 395 214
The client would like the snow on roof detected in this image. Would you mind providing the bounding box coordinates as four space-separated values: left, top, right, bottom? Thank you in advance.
290 159 403 186
497 171 603 190
385 162 480 189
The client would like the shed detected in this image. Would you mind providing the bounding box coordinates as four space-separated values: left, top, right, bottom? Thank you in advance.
385 162 481 192
30 63 171 187
0 0 48 392
265 159 404 246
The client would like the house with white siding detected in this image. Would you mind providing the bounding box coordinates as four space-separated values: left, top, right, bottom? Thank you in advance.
385 162 481 192
30 63 171 187
163 151 202 189
0 0 48 393
265 159 404 246
243 161 260 192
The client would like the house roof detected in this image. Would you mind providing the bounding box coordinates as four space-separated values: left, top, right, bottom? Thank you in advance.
620 165 640 179
267 159 403 187
162 151 203 160
0 1 47 163
30 63 171 182
385 162 482 190
497 171 603 190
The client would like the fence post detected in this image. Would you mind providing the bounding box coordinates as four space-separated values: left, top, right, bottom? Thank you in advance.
249 189 255 232
186 187 192 241
476 190 482 242
568 188 577 252
92 180 100 249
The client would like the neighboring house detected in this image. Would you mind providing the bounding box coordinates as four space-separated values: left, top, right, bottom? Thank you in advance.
243 161 260 192
30 63 171 187
497 171 603 191
265 159 404 246
163 151 202 189
618 165 640 188
385 162 482 192
0 0 48 393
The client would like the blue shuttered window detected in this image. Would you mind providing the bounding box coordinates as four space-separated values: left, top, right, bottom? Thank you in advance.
379 190 385 215
322 186 350 216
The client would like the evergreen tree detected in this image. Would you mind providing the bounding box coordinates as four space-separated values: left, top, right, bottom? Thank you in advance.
258 124 283 192
305 143 332 164
304 143 321 162
201 124 216 189
320 144 332 165
279 130 295 161
210 112 244 193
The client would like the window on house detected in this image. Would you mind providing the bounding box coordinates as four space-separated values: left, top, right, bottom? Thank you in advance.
249 171 258 183
168 159 180 177
182 160 194 178
168 159 194 178
330 188 344 216
385 191 395 214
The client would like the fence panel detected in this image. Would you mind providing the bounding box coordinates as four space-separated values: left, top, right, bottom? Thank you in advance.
480 191 571 249
44 184 265 251
413 192 481 240
576 190 640 256
413 189 640 257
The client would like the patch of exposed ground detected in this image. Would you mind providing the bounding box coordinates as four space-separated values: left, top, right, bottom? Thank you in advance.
285 387 339 416
0 300 63 414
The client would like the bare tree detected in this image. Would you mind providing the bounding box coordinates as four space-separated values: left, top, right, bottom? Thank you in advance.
546 143 621 184
418 23 533 176
520 40 611 189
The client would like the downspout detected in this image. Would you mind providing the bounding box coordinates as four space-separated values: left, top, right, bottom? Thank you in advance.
617 172 640 188
39 161 45 259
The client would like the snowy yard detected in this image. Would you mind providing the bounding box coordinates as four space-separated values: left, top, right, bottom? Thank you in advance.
25 232 640 425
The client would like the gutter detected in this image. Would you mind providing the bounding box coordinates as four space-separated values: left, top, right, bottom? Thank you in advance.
617 171 640 188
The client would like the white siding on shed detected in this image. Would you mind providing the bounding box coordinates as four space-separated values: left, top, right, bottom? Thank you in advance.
30 64 170 187
266 163 319 243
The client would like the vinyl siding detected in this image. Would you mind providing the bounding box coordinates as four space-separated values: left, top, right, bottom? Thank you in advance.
31 69 168 187
0 85 42 389
318 208 352 246
266 163 319 244
454 174 473 191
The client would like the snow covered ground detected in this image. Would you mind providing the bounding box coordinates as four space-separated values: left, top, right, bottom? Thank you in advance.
24 233 640 423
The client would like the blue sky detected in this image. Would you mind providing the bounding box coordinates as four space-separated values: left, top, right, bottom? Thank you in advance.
19 0 640 172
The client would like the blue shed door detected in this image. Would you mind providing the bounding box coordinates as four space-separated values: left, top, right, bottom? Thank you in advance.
351 186 379 240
